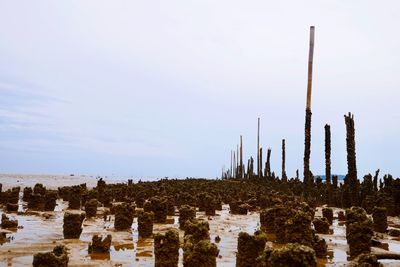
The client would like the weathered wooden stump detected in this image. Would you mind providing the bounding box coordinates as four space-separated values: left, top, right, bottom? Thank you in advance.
33 245 69 267
179 205 196 230
63 211 85 239
138 211 154 238
154 229 179 267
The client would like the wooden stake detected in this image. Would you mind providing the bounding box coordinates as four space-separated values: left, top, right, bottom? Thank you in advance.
230 150 233 178
265 148 271 177
325 124 332 205
306 26 315 109
236 144 239 176
324 124 331 185
282 139 287 181
344 112 358 206
257 118 260 177
233 151 236 178
240 135 243 179
304 26 315 189
259 147 263 177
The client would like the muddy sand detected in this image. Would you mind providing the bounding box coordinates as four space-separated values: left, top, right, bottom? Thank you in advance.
1 175 400 266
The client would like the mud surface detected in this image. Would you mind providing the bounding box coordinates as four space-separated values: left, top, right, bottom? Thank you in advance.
1 177 400 266
1 202 399 266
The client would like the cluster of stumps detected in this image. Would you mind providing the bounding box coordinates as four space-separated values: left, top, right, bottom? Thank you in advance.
217 26 400 264
1 168 400 266
0 179 223 266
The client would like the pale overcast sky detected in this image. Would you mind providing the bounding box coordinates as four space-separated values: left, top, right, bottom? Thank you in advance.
0 1 399 178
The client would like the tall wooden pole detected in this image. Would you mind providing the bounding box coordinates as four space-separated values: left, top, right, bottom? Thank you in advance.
240 135 243 179
282 139 287 181
247 159 250 178
257 118 260 177
324 124 332 205
306 26 315 110
324 124 331 185
265 148 271 177
303 26 315 189
236 144 239 176
230 150 233 178
259 147 263 177
344 113 358 206
233 151 236 178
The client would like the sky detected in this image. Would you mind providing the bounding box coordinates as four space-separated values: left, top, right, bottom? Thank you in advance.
0 1 399 179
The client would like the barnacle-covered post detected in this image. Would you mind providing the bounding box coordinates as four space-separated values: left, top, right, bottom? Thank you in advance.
325 124 332 205
303 26 315 191
240 135 243 179
259 147 263 178
247 159 251 179
265 148 271 178
257 118 261 178
282 139 287 181
324 124 331 185
230 150 233 178
236 144 239 178
233 151 236 178
345 113 358 206
373 169 379 192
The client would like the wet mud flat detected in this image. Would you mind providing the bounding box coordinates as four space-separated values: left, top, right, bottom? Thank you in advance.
1 199 400 266
1 175 400 267
1 201 257 266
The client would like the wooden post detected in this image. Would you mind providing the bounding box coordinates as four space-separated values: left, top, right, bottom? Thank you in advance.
373 169 380 192
306 26 315 110
282 139 287 181
250 157 254 177
259 147 263 177
344 112 358 206
257 118 260 177
265 148 271 178
325 124 332 205
230 150 233 178
324 124 331 185
236 144 239 177
303 26 315 189
247 159 251 179
240 135 243 179
233 151 236 178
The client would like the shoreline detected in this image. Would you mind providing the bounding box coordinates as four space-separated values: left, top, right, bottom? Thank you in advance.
0 173 107 190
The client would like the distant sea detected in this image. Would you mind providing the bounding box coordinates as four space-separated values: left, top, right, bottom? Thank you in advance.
317 174 345 183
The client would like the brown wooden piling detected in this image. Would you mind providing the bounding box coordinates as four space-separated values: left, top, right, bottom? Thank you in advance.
265 148 271 178
325 124 332 205
303 26 315 190
240 135 243 178
282 139 287 181
257 118 260 178
344 112 359 206
259 147 263 178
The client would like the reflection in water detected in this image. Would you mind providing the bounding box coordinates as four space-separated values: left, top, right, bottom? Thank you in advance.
90 252 111 260
2 204 400 266
137 238 152 247
136 251 153 257
0 233 11 245
113 243 134 251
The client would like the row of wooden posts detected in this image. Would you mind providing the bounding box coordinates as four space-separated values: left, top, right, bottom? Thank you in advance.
222 26 358 193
